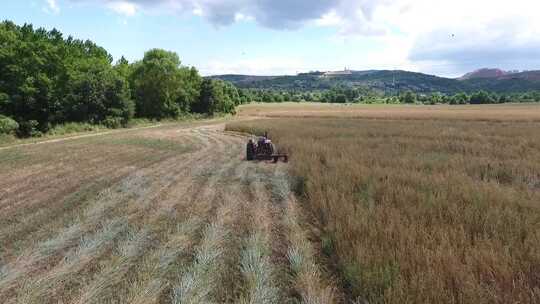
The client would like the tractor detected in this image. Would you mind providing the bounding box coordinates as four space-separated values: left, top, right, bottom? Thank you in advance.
246 132 288 163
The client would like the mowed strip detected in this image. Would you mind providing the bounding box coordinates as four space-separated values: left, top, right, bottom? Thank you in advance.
0 131 204 261
0 121 339 304
0 128 220 301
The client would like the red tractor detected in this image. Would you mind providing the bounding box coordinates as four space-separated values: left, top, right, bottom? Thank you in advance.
246 132 288 163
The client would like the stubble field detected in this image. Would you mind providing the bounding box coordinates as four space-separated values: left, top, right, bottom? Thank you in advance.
0 120 336 303
227 103 540 303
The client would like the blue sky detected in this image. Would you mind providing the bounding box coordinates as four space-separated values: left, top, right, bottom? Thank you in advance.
2 0 540 77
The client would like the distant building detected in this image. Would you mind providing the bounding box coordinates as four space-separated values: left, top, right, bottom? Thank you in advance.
322 68 352 77
298 71 325 76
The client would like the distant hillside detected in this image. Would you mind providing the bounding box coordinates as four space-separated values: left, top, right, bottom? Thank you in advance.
459 68 512 80
460 70 540 92
210 69 540 94
207 74 278 84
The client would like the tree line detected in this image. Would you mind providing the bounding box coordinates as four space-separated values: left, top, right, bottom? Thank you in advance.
0 21 244 137
397 90 540 105
239 86 540 105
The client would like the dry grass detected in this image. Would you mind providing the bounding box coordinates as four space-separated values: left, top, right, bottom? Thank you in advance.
238 233 281 304
2 121 285 304
227 103 540 304
238 102 540 122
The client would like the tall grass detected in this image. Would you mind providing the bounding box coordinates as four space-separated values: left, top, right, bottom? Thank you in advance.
227 117 540 303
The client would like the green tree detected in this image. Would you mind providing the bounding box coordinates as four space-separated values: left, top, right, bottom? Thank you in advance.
130 49 201 118
470 90 493 104
0 20 132 132
195 79 236 115
400 91 417 104
451 92 469 105
131 49 185 118
335 94 347 103
427 92 442 105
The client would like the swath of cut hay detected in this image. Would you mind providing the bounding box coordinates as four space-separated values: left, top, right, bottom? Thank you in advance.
171 183 244 303
73 229 154 304
0 142 184 263
238 232 281 304
168 138 246 304
172 221 231 304
128 218 203 304
0 176 146 300
73 129 239 304
11 152 202 301
16 218 130 304
237 171 283 304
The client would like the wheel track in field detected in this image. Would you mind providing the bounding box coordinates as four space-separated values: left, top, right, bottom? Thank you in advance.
0 121 341 304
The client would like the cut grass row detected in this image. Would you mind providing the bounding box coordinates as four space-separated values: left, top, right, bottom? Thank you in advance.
0 126 226 302
2 120 339 303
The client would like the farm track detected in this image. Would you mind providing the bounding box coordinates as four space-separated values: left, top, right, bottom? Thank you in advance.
0 121 338 303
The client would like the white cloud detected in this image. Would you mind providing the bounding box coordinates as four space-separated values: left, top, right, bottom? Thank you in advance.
314 10 342 27
392 0 540 75
200 56 310 76
45 0 61 14
234 13 253 22
70 0 540 76
106 1 138 16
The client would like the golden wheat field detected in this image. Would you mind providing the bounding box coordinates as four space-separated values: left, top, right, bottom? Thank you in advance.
238 102 540 122
227 103 540 304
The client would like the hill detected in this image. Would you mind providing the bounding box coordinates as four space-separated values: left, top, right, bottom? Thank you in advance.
459 68 512 80
210 69 540 94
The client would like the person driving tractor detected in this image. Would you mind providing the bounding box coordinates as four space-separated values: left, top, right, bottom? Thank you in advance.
246 131 287 163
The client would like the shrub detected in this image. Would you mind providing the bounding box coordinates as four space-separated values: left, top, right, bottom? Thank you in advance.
48 122 101 136
17 120 41 137
103 116 124 129
0 115 19 135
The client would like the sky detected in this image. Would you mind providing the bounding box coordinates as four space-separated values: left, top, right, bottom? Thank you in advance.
2 0 540 77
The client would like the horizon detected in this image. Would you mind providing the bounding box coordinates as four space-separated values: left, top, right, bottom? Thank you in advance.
208 67 532 78
2 1 540 77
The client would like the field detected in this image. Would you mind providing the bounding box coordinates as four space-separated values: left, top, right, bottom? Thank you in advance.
228 103 540 303
238 102 540 121
0 119 336 303
1 103 540 303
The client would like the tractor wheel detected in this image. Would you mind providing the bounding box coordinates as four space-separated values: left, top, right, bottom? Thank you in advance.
246 142 255 161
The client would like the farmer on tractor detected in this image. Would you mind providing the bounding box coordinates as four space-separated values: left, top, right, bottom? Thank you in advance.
246 131 288 163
